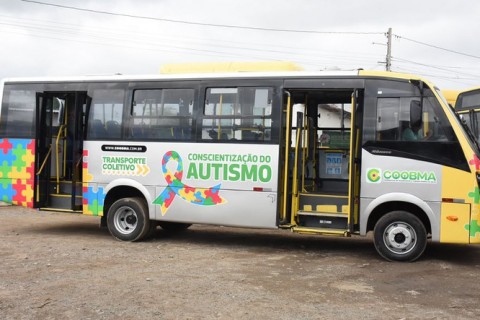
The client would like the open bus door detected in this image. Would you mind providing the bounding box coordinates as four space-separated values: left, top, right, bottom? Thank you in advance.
282 87 362 236
349 89 363 232
34 92 50 208
34 91 91 211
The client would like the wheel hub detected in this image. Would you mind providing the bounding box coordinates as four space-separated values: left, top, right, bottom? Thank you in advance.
384 222 417 254
126 215 137 225
113 206 138 235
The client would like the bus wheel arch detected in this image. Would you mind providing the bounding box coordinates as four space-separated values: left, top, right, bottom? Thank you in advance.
104 186 155 241
366 201 431 262
366 201 431 236
104 186 145 218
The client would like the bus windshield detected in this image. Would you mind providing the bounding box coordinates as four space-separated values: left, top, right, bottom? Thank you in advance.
456 89 480 109
454 88 480 149
437 87 480 155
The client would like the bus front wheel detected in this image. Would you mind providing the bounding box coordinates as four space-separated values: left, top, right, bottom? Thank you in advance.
373 211 427 262
107 197 152 242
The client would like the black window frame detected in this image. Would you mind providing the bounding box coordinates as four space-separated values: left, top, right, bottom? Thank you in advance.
456 90 480 111
125 81 199 142
129 88 195 142
85 82 128 141
363 79 469 172
0 83 44 138
198 79 282 144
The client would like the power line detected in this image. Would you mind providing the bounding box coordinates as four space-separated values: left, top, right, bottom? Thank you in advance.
0 14 382 60
21 0 382 35
13 2 480 85
392 66 478 87
392 57 480 78
0 14 383 68
394 34 480 60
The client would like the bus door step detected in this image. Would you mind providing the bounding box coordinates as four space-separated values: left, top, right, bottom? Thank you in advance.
39 207 82 214
51 180 82 195
49 193 83 210
297 211 348 230
292 226 349 237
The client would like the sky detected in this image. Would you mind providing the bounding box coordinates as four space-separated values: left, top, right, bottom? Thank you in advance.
1 0 480 89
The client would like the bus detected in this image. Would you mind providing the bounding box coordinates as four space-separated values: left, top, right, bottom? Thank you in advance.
0 70 479 262
441 89 461 108
454 87 480 143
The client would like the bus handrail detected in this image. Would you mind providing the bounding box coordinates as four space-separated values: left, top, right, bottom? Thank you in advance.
280 91 292 224
55 125 66 194
36 145 52 176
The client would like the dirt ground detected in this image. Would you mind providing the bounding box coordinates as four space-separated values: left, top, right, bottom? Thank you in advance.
1 205 480 320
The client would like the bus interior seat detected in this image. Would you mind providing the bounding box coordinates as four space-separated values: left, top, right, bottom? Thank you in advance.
173 127 190 140
243 131 260 141
378 127 399 141
106 120 121 137
132 126 145 138
154 127 175 140
90 119 107 138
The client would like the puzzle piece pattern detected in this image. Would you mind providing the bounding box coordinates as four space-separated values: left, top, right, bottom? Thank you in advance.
153 150 226 215
469 154 480 170
0 138 35 207
465 220 480 239
82 149 106 216
468 187 480 204
463 154 480 241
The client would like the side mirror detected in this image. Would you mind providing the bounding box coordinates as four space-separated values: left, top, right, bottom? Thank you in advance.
410 100 422 129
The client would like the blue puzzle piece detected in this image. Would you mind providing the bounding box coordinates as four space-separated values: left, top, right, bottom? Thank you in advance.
0 181 16 202
83 185 106 206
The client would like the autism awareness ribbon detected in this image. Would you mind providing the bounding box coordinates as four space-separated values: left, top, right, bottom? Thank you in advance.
153 151 226 215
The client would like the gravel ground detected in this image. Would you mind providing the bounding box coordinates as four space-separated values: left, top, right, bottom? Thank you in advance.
1 205 480 319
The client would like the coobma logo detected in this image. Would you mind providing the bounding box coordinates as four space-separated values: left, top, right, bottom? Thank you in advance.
366 168 437 184
367 168 381 183
384 170 437 183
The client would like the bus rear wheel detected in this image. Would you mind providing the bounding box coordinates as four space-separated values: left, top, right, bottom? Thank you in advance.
373 211 427 262
107 197 152 242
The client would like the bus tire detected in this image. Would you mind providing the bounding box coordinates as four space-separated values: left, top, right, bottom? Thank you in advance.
158 221 192 233
107 197 152 242
373 211 427 262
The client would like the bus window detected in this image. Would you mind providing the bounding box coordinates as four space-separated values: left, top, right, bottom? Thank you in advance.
376 97 411 141
376 94 455 142
421 94 457 141
453 88 480 143
0 86 37 138
201 87 273 142
366 79 467 171
130 88 194 141
87 88 125 140
456 90 480 109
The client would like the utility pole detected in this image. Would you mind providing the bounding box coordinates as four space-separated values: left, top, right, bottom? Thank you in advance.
386 28 392 71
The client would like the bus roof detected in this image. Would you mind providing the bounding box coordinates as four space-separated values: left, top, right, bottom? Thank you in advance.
1 69 433 84
1 71 356 83
459 86 480 95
